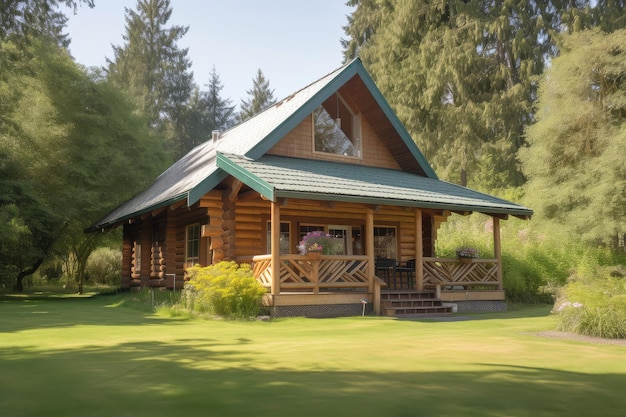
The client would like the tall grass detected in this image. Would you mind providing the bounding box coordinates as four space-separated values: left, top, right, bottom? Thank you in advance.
435 213 624 303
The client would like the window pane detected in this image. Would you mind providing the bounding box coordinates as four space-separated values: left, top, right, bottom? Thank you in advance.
266 221 291 254
186 224 200 268
374 226 397 259
314 106 355 156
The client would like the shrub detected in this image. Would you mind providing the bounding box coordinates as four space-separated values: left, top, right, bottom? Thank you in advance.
554 267 626 339
181 261 266 319
85 247 122 285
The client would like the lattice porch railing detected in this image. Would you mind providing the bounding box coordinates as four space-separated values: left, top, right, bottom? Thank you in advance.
252 254 371 294
423 257 501 290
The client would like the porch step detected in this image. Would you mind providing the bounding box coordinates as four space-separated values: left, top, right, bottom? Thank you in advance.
381 290 452 316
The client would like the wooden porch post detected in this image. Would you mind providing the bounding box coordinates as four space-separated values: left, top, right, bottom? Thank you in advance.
366 207 380 314
415 208 424 291
493 216 503 290
270 202 281 296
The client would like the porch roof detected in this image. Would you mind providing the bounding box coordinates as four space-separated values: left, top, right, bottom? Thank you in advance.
217 154 533 218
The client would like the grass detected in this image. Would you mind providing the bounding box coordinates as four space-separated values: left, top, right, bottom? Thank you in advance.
1 292 625 417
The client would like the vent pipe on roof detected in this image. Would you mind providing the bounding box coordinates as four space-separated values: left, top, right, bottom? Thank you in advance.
212 130 220 142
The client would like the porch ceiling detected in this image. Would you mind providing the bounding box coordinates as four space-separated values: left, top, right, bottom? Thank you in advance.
217 153 533 218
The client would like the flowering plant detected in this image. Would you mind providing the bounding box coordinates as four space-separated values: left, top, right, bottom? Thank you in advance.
298 231 343 255
455 246 480 259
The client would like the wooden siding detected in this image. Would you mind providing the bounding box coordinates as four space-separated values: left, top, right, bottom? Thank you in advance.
226 195 437 263
267 107 401 170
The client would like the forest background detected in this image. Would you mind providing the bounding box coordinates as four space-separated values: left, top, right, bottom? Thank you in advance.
1 1 624 316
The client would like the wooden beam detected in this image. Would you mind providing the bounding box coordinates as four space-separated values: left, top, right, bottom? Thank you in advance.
366 208 379 314
228 179 243 202
237 189 261 201
151 207 166 217
415 208 424 291
270 202 281 296
169 200 187 211
491 213 509 220
493 217 503 291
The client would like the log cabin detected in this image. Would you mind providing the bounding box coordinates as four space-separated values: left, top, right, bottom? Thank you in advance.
87 58 532 317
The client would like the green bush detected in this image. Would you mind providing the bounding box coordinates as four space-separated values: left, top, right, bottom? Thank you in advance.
554 267 626 339
85 247 122 285
181 261 266 319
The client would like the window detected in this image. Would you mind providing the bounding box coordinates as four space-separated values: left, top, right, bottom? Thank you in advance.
266 221 291 254
151 227 160 276
299 224 325 243
185 224 200 268
313 93 361 157
133 241 141 273
374 226 397 259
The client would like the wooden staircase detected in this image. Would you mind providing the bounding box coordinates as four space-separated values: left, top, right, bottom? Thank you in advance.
382 290 453 316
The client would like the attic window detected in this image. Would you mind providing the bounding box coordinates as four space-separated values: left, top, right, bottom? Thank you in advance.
313 93 361 158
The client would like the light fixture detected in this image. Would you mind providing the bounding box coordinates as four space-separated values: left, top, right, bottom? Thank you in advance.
335 93 341 128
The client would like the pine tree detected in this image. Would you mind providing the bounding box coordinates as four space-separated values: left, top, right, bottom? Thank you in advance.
202 66 235 132
0 0 93 45
342 1 625 190
238 68 276 122
521 29 626 246
106 0 193 137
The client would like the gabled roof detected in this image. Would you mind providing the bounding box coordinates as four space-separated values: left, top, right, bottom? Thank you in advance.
88 58 531 232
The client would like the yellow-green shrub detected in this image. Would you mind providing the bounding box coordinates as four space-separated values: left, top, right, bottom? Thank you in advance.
182 261 266 319
554 267 626 339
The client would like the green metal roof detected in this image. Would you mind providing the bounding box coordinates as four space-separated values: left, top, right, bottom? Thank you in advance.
217 154 533 218
87 58 531 232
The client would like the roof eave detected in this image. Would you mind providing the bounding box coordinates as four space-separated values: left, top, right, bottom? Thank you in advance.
216 153 275 201
274 189 532 219
85 193 189 233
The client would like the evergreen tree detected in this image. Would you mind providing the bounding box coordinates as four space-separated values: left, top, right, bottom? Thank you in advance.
342 1 626 190
175 67 235 154
106 0 193 140
521 29 626 247
239 68 276 122
0 0 93 45
202 66 235 132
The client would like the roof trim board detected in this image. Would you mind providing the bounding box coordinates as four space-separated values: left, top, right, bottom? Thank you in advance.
187 168 229 206
216 153 275 201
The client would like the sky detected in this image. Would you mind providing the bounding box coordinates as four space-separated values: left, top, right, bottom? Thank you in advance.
63 0 355 109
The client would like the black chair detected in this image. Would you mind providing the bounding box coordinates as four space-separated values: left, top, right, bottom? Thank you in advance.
375 257 397 289
396 258 415 289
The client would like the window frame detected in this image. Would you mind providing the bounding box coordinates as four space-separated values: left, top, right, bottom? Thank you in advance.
185 223 200 268
312 93 362 159
373 225 398 259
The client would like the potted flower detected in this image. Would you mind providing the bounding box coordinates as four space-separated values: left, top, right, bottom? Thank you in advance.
298 231 342 259
455 246 480 263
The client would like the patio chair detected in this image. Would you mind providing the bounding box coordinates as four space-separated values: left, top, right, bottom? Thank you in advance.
375 257 397 289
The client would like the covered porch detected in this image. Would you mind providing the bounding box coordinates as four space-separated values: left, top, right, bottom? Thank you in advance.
251 202 506 316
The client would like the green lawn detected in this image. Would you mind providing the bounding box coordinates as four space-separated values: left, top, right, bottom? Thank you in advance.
1 293 624 417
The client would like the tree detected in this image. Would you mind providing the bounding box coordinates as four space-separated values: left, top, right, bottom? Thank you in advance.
0 0 93 45
341 1 626 190
106 0 193 143
238 68 276 122
521 29 626 247
175 67 235 155
0 36 169 291
202 66 235 133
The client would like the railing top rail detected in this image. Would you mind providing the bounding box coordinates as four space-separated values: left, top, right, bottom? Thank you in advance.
424 257 498 263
